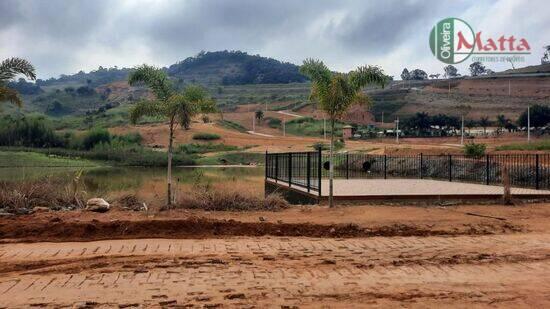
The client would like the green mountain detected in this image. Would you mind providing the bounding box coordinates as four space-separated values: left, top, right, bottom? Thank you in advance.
167 50 307 85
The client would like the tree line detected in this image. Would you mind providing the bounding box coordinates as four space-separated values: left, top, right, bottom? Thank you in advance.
401 105 550 136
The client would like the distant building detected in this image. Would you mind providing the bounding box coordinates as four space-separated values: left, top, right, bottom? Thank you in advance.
342 125 353 139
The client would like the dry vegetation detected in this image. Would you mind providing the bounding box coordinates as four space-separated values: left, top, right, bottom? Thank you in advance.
0 179 86 212
176 184 288 211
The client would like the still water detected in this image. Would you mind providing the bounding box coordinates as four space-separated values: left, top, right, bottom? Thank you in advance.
0 166 265 198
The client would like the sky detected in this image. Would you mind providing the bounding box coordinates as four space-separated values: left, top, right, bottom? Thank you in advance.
1 0 548 80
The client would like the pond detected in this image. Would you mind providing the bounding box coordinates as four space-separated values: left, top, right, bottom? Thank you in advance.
0 166 265 201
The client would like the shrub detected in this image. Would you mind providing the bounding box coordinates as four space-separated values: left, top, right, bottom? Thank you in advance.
177 188 288 211
265 117 282 128
0 115 64 148
312 140 344 151
464 142 486 157
81 128 111 150
192 132 221 140
113 132 142 145
177 143 238 154
0 177 86 212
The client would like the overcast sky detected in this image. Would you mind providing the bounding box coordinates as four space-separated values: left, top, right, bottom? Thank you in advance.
1 0 548 80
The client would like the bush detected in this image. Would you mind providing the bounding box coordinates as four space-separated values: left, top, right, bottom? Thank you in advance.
0 177 85 212
265 117 282 128
177 143 238 154
192 132 221 140
81 128 111 150
312 140 345 151
464 142 486 157
178 188 288 211
0 115 64 148
113 132 142 145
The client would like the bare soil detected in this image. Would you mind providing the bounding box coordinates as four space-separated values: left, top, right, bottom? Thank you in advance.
2 203 550 307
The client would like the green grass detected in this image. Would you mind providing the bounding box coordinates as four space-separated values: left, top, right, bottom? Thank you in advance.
0 150 100 167
495 140 550 151
285 117 343 137
196 152 264 165
177 143 238 154
217 119 247 132
0 146 195 167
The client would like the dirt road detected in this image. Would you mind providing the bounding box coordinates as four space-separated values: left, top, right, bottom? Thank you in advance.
2 233 549 308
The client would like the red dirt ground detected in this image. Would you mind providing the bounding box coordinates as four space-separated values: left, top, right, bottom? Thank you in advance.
1 203 550 307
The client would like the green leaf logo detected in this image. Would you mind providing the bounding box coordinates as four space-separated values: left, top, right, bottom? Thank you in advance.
430 18 475 64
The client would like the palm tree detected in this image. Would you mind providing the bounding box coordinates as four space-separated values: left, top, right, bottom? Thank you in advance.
496 114 508 134
128 65 214 206
479 116 490 135
0 57 36 107
300 59 387 207
255 110 264 122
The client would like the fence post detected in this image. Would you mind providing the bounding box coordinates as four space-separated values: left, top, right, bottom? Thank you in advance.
448 154 452 182
485 155 490 185
346 153 350 179
275 154 279 183
265 151 268 180
419 153 423 179
307 152 311 192
384 155 387 179
288 153 292 187
536 154 540 190
318 149 322 197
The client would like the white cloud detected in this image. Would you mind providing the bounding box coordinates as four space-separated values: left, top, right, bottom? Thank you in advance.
0 0 547 79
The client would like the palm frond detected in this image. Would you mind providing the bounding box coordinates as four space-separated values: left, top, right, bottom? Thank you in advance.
129 100 163 124
348 65 387 91
128 65 173 101
352 92 373 107
167 94 199 130
299 58 331 86
0 57 36 82
0 86 23 107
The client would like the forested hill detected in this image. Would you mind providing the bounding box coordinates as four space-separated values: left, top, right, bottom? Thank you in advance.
32 50 307 89
167 50 307 85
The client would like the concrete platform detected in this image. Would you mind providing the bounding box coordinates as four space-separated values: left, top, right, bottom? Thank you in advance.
266 178 550 203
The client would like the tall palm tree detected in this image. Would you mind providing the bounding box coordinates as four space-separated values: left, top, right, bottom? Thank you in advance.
479 116 490 135
300 59 387 207
128 65 214 206
0 57 36 107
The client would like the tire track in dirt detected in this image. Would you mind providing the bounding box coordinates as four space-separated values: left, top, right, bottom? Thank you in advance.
0 234 550 307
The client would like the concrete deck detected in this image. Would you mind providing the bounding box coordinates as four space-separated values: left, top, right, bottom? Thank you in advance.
266 178 550 202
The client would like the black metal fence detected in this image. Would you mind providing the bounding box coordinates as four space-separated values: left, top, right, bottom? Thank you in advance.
266 151 550 195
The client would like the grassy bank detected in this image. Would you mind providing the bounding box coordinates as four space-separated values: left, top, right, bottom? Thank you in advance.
196 152 264 165
0 146 196 167
0 151 99 168
495 140 550 151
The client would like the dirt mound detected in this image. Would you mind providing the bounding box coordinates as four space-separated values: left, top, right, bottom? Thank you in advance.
0 215 520 243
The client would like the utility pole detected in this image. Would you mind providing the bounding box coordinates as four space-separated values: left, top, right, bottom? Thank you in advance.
527 105 531 143
395 117 400 144
283 115 286 137
461 115 464 145
252 113 255 132
323 117 327 140
381 111 384 123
